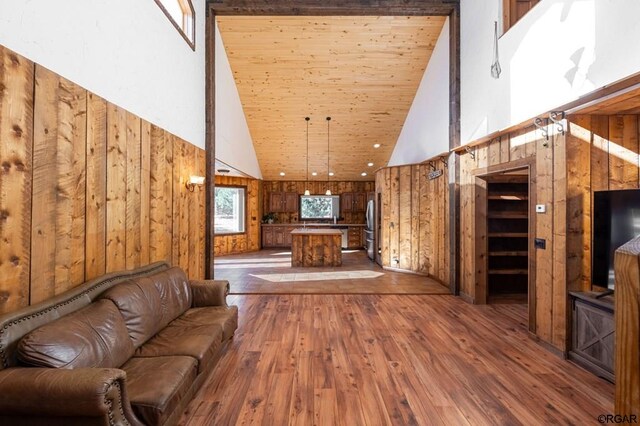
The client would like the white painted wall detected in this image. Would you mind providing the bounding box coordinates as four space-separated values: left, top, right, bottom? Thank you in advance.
461 0 640 144
389 18 450 166
0 0 206 148
215 23 262 179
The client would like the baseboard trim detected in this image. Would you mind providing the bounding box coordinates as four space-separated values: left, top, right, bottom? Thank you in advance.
458 292 475 304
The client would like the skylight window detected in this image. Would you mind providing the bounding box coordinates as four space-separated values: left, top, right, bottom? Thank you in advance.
154 0 195 50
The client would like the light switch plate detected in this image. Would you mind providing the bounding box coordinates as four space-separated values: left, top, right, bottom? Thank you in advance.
536 204 546 213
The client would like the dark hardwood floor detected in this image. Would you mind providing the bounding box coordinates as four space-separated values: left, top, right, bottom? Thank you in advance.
179 294 613 425
215 249 450 295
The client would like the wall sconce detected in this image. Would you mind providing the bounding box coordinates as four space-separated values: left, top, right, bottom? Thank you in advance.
186 175 205 192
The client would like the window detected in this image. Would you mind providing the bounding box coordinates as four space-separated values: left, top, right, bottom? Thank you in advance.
215 186 246 234
300 196 341 220
502 0 539 34
154 0 195 50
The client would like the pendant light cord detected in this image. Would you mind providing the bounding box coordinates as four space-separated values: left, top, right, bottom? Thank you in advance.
305 117 310 184
326 117 331 181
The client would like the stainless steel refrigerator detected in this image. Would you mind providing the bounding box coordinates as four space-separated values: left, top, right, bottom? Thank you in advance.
365 200 374 260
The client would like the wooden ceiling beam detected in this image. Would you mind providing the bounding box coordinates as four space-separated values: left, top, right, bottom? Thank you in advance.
209 0 458 16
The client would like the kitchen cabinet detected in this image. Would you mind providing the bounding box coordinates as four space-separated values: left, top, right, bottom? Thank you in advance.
341 192 366 213
262 226 274 247
347 226 363 248
262 225 295 248
284 192 298 213
274 226 285 246
268 191 298 213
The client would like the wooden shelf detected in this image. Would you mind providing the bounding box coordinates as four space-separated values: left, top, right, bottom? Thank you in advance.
488 195 528 201
488 232 528 238
488 269 528 275
487 212 528 219
489 251 528 256
486 179 529 303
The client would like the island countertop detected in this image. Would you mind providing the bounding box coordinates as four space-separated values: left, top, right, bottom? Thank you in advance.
290 228 343 236
261 223 365 227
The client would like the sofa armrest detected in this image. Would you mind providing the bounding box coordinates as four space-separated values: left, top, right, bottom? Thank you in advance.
190 279 229 307
0 367 143 425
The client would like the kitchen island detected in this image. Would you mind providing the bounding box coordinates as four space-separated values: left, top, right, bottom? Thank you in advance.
290 228 342 267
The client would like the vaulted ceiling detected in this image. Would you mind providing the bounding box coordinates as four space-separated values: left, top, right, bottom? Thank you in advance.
217 16 446 181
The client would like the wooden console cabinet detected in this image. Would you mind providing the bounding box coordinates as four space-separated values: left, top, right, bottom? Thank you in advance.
568 292 615 382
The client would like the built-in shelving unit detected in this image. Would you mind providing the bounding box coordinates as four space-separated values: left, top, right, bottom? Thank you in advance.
487 179 529 302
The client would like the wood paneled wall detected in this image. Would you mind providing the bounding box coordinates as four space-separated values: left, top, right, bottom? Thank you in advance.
262 181 374 224
375 163 449 284
565 114 640 293
214 175 261 256
0 45 205 315
458 125 568 350
457 115 640 352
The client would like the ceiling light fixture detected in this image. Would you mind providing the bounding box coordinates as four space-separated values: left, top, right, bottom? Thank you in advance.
373 143 381 148
361 172 367 177
280 172 285 176
312 172 317 176
329 172 334 177
304 117 311 196
325 116 332 196
367 162 374 167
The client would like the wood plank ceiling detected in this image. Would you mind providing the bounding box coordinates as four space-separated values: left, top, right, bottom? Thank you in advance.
216 16 446 181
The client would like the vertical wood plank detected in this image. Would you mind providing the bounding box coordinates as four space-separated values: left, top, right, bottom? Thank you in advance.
398 166 411 270
411 165 420 273
85 93 107 280
591 115 610 194
54 77 86 294
125 112 141 269
140 120 151 266
552 130 567 351
149 125 167 262
179 140 190 273
187 143 198 278
172 134 181 267
535 126 554 343
418 165 430 275
474 176 487 304
609 115 639 190
30 66 59 304
566 116 592 292
381 168 390 266
389 167 400 267
197 148 206 278
0 48 33 313
165 130 174 263
106 104 127 272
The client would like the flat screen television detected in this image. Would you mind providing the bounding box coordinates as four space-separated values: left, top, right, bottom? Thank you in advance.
592 189 640 289
299 195 340 220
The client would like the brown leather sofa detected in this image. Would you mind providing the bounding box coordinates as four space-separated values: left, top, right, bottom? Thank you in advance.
0 262 238 426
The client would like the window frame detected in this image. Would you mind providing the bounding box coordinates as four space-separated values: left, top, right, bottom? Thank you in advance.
299 195 341 221
214 184 247 236
154 0 196 51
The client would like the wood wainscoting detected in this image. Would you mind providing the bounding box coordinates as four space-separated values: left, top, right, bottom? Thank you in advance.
0 45 205 315
374 161 449 285
214 175 262 256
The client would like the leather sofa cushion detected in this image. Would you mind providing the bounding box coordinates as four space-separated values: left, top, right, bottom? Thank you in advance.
177 306 238 341
135 321 223 374
100 267 191 348
122 356 197 426
17 299 134 369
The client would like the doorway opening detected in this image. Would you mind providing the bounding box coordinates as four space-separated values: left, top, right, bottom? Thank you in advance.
476 167 532 312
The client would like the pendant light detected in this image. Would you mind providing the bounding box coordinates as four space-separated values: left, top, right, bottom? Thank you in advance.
304 117 311 196
325 116 332 196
